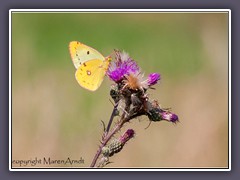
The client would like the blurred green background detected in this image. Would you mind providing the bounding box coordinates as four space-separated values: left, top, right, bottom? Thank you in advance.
12 12 229 168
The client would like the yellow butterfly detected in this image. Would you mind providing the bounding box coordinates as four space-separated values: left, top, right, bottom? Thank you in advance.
69 41 111 91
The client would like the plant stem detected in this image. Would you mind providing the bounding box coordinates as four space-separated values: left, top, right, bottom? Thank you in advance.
90 101 145 167
105 101 119 134
90 120 123 167
90 101 119 167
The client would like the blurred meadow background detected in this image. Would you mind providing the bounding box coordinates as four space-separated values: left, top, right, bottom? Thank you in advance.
12 12 229 168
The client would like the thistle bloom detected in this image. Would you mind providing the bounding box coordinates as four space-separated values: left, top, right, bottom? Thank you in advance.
108 51 161 91
107 51 139 82
161 112 179 123
146 100 179 123
119 129 135 144
147 73 161 86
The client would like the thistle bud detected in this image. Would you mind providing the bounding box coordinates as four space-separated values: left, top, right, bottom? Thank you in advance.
161 111 179 123
102 129 135 157
146 100 179 123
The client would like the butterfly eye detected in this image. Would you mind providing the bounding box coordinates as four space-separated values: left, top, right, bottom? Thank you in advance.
87 51 90 55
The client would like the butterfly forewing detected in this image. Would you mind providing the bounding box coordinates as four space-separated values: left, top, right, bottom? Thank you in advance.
69 41 105 69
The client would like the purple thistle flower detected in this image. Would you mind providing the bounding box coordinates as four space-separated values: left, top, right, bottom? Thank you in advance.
161 112 179 123
147 73 161 86
107 51 139 82
119 129 135 144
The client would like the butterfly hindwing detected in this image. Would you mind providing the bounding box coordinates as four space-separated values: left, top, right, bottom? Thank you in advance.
75 59 107 91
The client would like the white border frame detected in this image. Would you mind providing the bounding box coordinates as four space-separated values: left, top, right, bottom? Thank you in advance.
9 9 231 171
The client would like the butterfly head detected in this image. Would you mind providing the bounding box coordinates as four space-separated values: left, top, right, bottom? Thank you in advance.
105 55 112 63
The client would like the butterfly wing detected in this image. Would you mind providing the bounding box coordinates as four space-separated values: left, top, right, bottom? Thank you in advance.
75 59 110 91
69 41 105 69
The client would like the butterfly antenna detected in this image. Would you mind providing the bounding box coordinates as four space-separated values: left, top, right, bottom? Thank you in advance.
107 50 116 61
